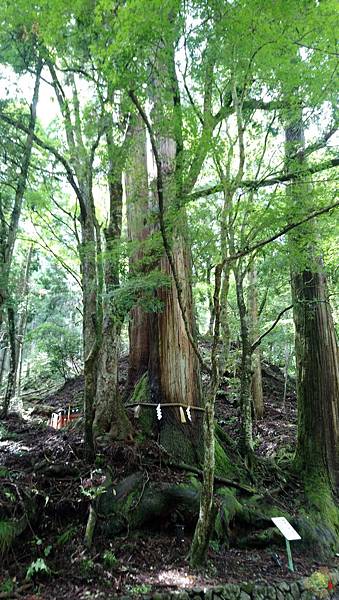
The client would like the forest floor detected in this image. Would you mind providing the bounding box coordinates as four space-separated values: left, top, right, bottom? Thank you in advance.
0 360 338 599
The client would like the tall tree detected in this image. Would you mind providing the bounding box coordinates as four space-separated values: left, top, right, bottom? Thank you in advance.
286 117 339 502
0 59 42 330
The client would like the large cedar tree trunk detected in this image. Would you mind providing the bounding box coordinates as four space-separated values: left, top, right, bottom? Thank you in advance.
127 128 202 463
286 120 339 492
80 205 99 457
125 117 150 394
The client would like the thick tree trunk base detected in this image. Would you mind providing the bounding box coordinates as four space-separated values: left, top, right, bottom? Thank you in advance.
128 373 203 464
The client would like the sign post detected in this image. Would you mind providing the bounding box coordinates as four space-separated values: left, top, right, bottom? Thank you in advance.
271 517 301 572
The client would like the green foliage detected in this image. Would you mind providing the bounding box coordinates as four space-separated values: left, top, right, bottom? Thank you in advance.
113 270 171 316
127 584 152 595
0 578 14 594
0 467 10 478
80 484 107 501
305 571 332 593
209 540 220 553
27 322 81 381
56 525 77 546
26 557 50 580
23 257 82 384
0 425 17 441
102 550 119 569
79 557 95 575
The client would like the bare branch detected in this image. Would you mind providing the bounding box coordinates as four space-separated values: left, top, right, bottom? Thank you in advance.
251 305 293 353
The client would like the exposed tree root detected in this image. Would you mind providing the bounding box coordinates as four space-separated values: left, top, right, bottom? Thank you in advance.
166 460 255 493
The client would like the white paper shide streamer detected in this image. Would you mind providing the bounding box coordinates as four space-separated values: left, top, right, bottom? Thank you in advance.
156 403 162 420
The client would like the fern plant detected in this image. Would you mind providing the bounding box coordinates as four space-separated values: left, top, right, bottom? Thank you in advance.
0 520 16 555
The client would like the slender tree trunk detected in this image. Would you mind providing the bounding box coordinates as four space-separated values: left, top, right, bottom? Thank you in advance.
248 266 264 419
219 264 231 375
282 343 290 410
286 119 339 494
2 307 16 417
0 346 8 387
206 265 215 337
12 246 33 412
48 67 101 458
234 265 254 462
0 61 42 330
93 156 132 441
190 265 222 568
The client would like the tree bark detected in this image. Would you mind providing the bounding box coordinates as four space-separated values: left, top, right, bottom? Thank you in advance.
234 265 254 462
2 307 16 417
285 119 339 491
219 264 231 375
48 65 102 457
80 202 99 457
148 137 202 464
206 265 215 337
125 116 150 394
93 147 132 441
0 345 8 387
128 93 203 463
190 264 222 568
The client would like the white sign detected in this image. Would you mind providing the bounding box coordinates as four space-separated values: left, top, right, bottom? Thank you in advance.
271 517 301 541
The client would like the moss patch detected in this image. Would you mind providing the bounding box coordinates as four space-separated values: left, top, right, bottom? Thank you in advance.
130 374 156 439
214 488 242 540
215 437 238 479
0 520 17 554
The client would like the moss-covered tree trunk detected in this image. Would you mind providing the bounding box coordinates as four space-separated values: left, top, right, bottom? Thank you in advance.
292 268 339 487
2 306 16 417
190 264 222 568
286 119 339 505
